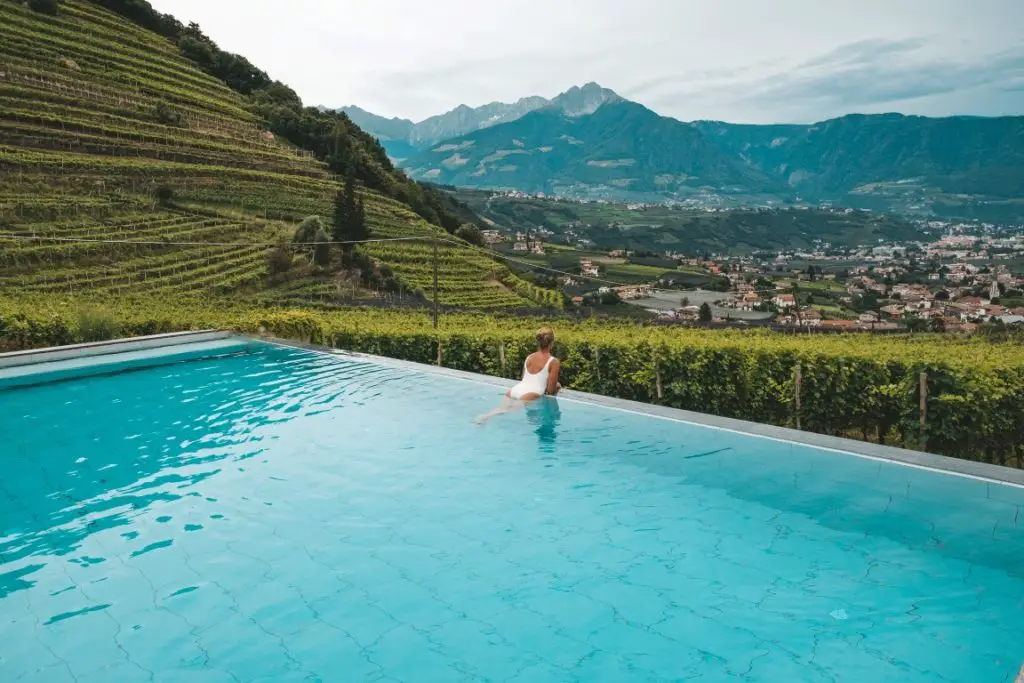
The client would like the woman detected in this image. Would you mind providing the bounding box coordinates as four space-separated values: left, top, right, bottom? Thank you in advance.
475 327 561 424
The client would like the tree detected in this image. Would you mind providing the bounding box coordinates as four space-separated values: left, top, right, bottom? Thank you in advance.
327 132 355 176
934 289 949 301
333 169 368 259
27 0 59 15
708 276 730 292
698 303 713 322
455 224 485 247
599 290 621 306
354 196 368 243
294 216 330 267
855 290 880 313
153 101 184 127
331 189 347 246
335 168 358 245
266 240 293 277
154 185 174 206
904 316 928 333
929 316 947 333
680 296 690 308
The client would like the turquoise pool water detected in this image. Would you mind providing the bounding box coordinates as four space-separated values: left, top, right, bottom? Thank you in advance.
1 343 1022 682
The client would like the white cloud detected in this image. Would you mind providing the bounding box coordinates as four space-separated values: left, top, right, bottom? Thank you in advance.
149 0 1024 123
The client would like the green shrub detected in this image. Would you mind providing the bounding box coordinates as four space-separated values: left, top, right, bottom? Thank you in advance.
266 241 294 277
455 224 485 247
154 185 174 205
75 305 120 343
153 101 185 127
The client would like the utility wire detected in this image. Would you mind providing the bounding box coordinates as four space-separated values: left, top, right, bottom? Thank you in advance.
0 234 433 247
440 238 821 295
1 231 817 296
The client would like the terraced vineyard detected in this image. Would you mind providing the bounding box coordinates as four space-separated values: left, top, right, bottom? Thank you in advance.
0 0 549 310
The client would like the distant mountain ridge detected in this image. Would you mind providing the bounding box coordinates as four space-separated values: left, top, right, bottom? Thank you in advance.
404 97 775 197
336 95 549 160
344 84 1024 221
692 114 1024 199
334 82 619 160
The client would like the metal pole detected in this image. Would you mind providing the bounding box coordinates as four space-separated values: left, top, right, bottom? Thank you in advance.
432 235 439 329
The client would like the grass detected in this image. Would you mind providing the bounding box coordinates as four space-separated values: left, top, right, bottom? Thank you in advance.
0 0 543 310
780 279 847 293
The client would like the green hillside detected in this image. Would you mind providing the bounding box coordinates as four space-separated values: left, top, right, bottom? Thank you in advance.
0 0 556 309
446 188 926 254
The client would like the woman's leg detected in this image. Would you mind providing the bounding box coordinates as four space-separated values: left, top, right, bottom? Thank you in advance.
475 394 535 424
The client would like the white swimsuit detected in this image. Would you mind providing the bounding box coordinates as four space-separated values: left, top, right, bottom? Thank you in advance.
508 356 554 400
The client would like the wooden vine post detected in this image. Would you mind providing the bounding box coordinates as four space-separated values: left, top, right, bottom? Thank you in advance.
654 351 663 402
794 361 802 430
432 235 439 329
919 371 928 450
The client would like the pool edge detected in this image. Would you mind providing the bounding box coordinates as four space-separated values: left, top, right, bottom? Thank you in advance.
0 329 235 369
256 334 1024 489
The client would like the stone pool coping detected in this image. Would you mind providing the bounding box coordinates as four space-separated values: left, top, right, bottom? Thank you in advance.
1 330 1021 489
0 329 234 369
258 335 1024 490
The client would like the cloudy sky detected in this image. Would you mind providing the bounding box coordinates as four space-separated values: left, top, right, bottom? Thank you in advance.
150 0 1024 124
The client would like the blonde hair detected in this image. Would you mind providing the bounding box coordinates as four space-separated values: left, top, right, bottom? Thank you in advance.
536 327 555 350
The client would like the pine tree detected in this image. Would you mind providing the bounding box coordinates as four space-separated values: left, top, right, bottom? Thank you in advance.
343 167 357 231
332 190 347 245
698 302 713 322
335 167 358 259
354 196 368 242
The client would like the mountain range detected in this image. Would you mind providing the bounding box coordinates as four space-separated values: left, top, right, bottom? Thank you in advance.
336 83 619 160
344 84 1024 222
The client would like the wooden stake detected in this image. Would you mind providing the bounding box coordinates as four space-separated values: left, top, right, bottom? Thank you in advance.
794 361 803 430
654 355 663 401
432 235 439 329
919 371 928 450
498 343 506 375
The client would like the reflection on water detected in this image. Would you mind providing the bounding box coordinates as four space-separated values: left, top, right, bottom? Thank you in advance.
525 397 561 451
0 346 421 595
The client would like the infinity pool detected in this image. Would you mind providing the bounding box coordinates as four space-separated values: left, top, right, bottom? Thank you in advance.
1 341 1022 682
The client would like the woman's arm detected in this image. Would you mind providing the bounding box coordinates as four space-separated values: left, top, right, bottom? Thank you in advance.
546 359 561 395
